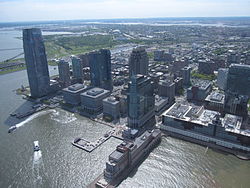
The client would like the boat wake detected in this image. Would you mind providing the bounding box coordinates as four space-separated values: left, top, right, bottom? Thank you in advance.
33 151 42 164
32 150 46 187
15 109 56 128
50 110 77 124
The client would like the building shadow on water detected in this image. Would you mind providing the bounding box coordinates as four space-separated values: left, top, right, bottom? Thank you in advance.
4 100 34 126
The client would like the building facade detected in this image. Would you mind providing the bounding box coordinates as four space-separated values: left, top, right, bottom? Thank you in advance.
217 68 228 90
187 80 212 102
81 87 110 115
226 64 250 96
58 59 71 87
72 56 83 82
127 75 155 129
62 83 88 106
129 47 149 78
88 49 113 91
161 103 250 155
181 66 191 86
158 81 175 103
103 96 120 121
198 59 215 75
23 28 50 98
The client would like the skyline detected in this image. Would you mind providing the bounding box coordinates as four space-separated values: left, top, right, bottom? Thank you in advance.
0 0 250 22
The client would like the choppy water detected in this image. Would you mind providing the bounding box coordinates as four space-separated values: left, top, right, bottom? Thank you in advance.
0 67 250 188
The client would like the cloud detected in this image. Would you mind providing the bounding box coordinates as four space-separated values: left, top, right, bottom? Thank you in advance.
0 0 249 22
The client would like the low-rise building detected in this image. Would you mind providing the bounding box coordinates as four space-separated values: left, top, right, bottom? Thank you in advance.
155 95 169 114
158 81 175 104
103 96 120 121
187 80 212 102
205 91 225 113
62 83 88 105
161 102 250 155
80 87 110 115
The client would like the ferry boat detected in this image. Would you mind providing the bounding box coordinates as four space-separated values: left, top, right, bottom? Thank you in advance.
33 141 40 152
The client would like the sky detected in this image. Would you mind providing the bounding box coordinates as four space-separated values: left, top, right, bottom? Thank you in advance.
0 0 250 22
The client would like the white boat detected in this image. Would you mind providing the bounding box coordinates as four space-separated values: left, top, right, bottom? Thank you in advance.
33 141 40 152
8 125 17 133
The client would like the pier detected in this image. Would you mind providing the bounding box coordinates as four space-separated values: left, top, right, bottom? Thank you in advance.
72 126 125 152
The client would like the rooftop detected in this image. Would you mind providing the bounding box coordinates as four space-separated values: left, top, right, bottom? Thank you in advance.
163 103 250 137
103 96 119 104
81 87 109 98
63 83 87 93
163 103 219 126
223 114 250 137
205 92 225 104
192 80 211 90
68 83 85 91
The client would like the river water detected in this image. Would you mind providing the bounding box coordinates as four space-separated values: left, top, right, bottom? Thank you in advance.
0 65 249 188
0 29 72 62
0 27 250 188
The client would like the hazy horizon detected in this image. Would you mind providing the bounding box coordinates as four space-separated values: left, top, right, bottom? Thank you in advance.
0 0 250 22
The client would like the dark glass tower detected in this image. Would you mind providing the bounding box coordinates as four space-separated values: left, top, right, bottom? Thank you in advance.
58 59 71 87
129 47 149 78
23 28 50 98
88 49 113 91
127 74 155 129
226 64 250 96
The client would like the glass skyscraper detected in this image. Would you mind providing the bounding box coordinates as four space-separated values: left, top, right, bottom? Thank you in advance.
88 49 113 91
127 75 155 129
23 28 50 98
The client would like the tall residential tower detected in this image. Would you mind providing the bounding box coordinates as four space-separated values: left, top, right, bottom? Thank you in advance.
88 49 113 91
72 56 83 82
58 59 71 87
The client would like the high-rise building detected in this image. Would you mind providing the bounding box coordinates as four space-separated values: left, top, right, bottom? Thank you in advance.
88 49 113 91
226 64 250 96
217 68 228 90
198 59 215 75
174 77 183 95
127 75 155 129
224 93 249 117
181 66 191 86
72 56 83 82
58 59 71 87
23 28 50 98
129 47 149 78
227 50 240 66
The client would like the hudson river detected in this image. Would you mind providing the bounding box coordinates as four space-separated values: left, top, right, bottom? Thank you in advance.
0 68 250 188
